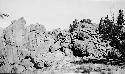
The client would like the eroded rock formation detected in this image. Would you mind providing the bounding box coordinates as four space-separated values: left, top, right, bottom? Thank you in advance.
0 17 124 74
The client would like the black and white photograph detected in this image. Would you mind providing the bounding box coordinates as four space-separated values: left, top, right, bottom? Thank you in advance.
0 0 125 74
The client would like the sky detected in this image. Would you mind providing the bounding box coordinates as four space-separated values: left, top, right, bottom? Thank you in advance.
0 0 125 31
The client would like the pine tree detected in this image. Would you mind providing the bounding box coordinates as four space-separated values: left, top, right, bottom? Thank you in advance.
117 9 124 26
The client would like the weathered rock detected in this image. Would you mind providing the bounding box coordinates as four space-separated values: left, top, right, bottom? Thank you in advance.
1 17 123 74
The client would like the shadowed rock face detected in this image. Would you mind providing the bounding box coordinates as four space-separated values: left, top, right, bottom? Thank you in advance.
0 17 124 74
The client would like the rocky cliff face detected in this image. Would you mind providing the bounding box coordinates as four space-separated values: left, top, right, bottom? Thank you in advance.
0 17 124 74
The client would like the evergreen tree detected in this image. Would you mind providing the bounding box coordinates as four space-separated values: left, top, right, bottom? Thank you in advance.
117 9 124 26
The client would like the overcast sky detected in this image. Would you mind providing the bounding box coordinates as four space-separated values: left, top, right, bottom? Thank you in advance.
0 0 125 31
